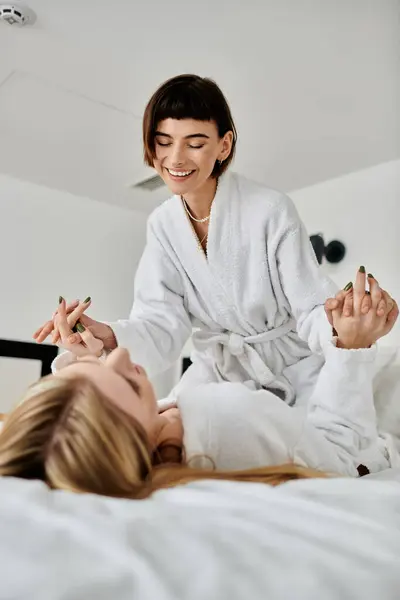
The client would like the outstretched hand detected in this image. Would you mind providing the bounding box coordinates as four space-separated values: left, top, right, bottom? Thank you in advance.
52 298 105 357
329 269 398 349
33 297 117 351
325 269 398 326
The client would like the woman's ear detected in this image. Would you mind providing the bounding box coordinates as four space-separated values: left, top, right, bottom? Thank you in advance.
220 130 234 161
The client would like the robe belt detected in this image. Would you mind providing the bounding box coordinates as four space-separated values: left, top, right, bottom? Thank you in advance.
193 319 296 388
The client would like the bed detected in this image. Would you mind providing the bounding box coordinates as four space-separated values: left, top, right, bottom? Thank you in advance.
0 474 400 600
0 346 399 599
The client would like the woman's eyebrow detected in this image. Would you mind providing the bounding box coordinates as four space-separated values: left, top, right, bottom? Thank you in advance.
155 131 210 140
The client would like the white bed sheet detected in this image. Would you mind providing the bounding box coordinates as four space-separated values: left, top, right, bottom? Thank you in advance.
0 475 400 600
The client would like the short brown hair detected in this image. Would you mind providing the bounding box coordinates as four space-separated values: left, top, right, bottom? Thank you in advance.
143 74 237 178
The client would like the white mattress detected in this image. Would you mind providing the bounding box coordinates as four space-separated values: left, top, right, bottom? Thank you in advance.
0 475 400 600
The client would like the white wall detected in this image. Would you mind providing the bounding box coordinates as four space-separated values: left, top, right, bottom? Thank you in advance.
0 174 176 410
291 159 400 345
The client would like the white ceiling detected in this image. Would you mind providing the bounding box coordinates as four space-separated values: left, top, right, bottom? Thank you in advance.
1 0 399 213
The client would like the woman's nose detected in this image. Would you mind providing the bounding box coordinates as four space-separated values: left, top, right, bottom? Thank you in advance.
170 145 185 166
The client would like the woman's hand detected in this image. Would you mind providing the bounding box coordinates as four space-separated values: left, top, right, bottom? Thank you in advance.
331 269 398 349
52 298 105 358
33 297 118 351
325 269 398 325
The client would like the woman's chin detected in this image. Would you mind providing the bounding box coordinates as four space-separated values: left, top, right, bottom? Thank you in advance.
167 184 193 197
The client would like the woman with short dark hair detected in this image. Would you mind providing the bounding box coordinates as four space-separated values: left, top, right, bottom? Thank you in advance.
34 74 398 410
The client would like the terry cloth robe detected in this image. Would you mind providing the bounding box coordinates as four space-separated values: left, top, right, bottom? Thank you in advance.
177 342 400 477
112 172 339 405
51 341 400 476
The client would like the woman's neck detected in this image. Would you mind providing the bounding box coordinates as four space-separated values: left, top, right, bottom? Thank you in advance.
182 177 218 220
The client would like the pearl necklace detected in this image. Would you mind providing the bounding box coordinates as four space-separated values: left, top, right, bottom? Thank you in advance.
182 199 210 223
181 179 219 253
184 206 209 253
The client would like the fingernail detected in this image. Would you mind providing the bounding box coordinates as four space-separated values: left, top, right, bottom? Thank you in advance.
76 322 85 333
83 296 91 304
368 273 374 279
59 296 64 304
359 266 365 273
344 282 353 291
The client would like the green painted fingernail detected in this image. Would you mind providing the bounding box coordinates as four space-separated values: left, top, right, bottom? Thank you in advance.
368 273 374 279
344 282 353 291
83 296 91 303
59 296 64 304
359 266 365 273
76 322 85 333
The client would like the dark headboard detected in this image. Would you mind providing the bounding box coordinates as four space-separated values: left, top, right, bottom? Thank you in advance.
0 339 58 377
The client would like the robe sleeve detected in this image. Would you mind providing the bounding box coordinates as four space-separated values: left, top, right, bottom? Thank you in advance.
295 341 392 474
178 343 393 476
273 194 339 353
51 351 76 373
109 218 192 377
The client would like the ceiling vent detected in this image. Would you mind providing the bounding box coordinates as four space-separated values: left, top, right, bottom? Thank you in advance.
132 175 165 191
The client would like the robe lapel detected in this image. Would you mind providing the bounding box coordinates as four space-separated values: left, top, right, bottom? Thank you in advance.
206 173 261 336
166 174 237 328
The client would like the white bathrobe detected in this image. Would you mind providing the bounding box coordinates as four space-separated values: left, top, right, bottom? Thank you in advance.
110 172 338 405
51 341 400 476
177 341 400 476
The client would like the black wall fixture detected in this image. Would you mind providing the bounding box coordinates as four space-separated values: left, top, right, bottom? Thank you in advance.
0 339 58 377
309 234 346 265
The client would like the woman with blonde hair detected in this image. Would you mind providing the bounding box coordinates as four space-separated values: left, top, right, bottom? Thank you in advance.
0 269 398 498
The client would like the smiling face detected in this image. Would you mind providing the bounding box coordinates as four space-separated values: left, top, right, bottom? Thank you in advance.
56 348 159 446
153 118 233 196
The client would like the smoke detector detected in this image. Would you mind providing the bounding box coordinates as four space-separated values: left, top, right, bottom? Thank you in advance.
0 4 36 26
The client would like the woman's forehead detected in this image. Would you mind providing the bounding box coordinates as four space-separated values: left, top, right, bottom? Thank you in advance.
156 118 217 136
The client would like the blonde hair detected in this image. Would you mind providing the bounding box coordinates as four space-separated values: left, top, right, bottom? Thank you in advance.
0 376 326 498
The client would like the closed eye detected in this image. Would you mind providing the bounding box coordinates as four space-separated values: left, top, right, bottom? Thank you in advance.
74 358 141 396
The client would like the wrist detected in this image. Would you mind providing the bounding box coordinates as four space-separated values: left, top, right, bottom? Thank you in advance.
336 337 372 350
